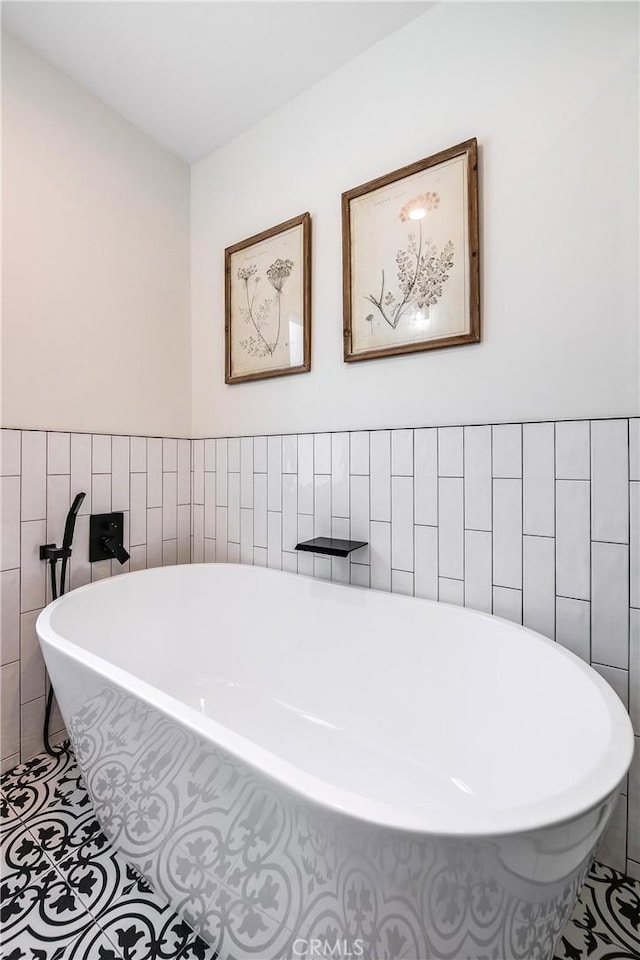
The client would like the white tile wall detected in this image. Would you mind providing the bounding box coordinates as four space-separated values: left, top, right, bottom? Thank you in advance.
415 524 437 601
21 431 47 521
314 474 331 538
392 429 413 477
1 476 21 571
438 477 464 580
2 419 636 876
297 514 313 576
371 430 391 522
1 569 20 664
438 427 463 478
228 437 240 473
439 576 464 606
370 520 391 592
267 435 282 512
282 434 297 475
591 541 629 669
47 432 70 475
493 478 522 589
1 428 21 477
629 745 640 866
203 437 214 472
331 433 349 518
523 535 555 639
215 506 228 561
523 422 555 537
254 436 267 473
414 428 438 526
241 506 254 563
314 433 331 475
391 476 413 572
556 597 590 662
297 434 313 515
492 424 521 479
227 472 240 543
1 429 191 771
630 481 639 610
464 529 492 613
555 420 590 480
216 438 228 506
493 585 522 624
630 609 639 735
556 480 591 601
254 473 267 547
350 431 369 476
147 438 162 508
464 425 491 532
282 474 297 554
240 437 254 507
591 419 629 543
630 419 639 483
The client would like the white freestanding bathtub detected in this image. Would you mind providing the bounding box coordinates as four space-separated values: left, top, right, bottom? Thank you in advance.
37 564 633 960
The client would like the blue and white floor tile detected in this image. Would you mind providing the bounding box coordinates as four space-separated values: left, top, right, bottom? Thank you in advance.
1 748 639 960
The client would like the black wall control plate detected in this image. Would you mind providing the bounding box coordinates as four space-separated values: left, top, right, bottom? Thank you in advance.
89 512 125 563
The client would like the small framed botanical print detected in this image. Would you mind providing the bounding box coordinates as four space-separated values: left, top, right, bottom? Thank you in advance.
225 212 311 384
342 139 479 362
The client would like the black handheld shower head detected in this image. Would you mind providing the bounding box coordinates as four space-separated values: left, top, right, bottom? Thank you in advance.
62 492 86 552
41 489 86 759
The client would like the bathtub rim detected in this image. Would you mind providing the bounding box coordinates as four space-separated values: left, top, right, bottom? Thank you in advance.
37 563 635 840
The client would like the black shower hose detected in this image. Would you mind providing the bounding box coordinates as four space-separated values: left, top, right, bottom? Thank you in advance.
43 554 69 757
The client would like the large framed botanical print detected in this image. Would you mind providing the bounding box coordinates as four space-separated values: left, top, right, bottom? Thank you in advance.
225 212 311 384
342 139 479 362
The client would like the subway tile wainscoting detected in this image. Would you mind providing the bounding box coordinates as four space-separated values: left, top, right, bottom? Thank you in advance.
0 430 192 772
1 418 639 881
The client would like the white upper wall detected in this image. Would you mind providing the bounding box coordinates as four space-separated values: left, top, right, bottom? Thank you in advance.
191 1 639 438
1 33 191 437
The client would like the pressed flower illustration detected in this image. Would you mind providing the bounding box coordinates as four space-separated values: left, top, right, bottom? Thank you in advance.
364 192 454 330
238 258 294 358
266 258 294 359
343 140 479 363
226 212 310 383
398 191 440 222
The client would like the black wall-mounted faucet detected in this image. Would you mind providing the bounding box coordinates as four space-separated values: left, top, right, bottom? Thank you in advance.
102 524 130 564
89 512 130 564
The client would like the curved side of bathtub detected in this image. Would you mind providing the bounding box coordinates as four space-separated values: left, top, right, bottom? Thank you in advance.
40 636 618 960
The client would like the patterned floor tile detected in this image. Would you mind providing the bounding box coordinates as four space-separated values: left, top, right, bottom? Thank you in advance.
2 748 639 960
1 788 26 838
92 896 215 960
1 817 96 955
2 744 88 825
3 926 123 960
554 861 640 960
1 748 217 960
62 925 125 960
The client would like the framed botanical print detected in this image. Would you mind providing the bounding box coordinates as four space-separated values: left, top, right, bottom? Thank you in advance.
342 138 479 362
225 212 311 384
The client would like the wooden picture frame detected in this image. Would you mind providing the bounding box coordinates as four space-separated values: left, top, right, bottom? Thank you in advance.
342 138 479 363
225 212 311 384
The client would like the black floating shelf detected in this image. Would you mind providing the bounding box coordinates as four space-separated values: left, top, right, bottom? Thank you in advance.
295 537 368 558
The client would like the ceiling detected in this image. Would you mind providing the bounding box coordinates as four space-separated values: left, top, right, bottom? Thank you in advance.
2 1 430 164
